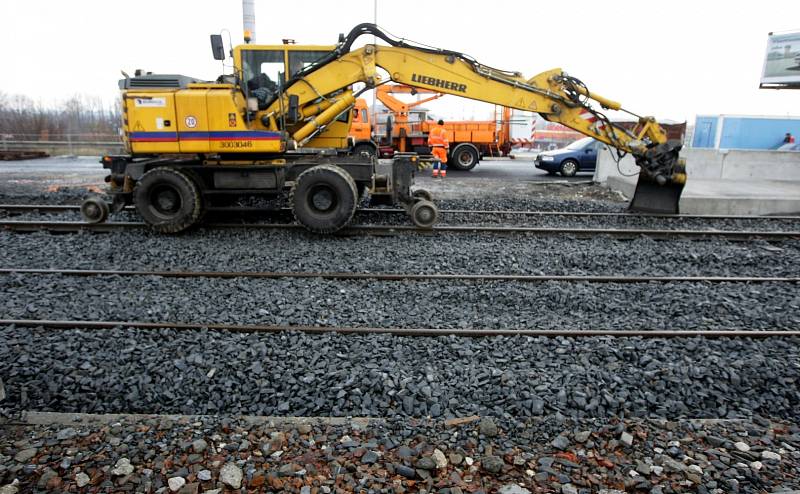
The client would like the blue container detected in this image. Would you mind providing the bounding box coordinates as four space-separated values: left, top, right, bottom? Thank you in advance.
692 115 800 149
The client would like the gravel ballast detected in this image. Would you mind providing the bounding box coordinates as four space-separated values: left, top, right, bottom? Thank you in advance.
1 229 798 278
1 274 798 330
1 327 798 419
3 169 799 494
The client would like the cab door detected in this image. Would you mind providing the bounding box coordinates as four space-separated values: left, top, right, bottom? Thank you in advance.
348 102 371 141
580 140 599 170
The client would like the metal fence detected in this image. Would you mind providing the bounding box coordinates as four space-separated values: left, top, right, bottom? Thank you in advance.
0 134 125 155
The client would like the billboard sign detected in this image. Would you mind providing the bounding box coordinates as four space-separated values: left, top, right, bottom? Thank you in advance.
761 31 800 88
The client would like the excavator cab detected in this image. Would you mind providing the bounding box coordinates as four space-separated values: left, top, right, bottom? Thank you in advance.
232 43 357 151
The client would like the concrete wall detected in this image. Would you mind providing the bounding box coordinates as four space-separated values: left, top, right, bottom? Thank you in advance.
595 147 800 186
595 147 800 215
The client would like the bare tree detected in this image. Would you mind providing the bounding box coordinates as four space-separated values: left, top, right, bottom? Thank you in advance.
0 92 120 141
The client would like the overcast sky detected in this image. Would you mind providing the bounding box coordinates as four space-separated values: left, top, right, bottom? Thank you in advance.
1 0 798 124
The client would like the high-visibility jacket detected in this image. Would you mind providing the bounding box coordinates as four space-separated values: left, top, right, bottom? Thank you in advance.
429 125 449 149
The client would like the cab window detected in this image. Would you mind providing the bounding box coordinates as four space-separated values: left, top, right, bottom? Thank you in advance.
242 50 284 92
335 109 350 123
287 50 330 78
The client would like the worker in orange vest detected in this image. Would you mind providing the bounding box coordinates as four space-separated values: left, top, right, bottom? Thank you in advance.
429 119 449 178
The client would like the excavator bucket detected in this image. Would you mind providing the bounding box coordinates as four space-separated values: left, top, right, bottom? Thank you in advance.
629 141 686 214
629 173 685 214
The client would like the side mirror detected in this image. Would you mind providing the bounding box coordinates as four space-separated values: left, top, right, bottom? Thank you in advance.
287 94 300 124
210 35 226 61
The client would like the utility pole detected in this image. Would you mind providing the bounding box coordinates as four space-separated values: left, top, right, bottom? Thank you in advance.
371 0 378 141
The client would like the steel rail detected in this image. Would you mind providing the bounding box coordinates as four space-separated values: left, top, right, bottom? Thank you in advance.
2 203 800 221
1 319 798 338
1 220 799 240
1 267 797 284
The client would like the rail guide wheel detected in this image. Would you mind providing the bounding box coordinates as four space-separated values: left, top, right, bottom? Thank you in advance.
80 196 110 224
410 199 439 229
412 189 433 202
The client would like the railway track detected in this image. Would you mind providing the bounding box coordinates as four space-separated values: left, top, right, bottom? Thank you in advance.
2 203 800 221
1 220 799 240
2 267 798 284
2 318 798 338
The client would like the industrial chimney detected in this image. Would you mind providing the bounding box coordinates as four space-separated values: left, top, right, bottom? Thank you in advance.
242 0 256 43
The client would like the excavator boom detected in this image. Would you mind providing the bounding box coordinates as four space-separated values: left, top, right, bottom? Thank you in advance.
260 24 686 213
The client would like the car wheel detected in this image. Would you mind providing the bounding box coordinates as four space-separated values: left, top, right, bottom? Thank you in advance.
560 159 578 177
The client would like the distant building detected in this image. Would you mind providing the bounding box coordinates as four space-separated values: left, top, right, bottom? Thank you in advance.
692 114 800 149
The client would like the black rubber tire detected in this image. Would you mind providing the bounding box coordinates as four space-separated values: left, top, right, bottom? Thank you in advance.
449 144 479 171
290 164 358 234
412 189 433 202
351 142 376 158
134 167 204 233
560 159 579 177
410 200 439 229
80 196 110 224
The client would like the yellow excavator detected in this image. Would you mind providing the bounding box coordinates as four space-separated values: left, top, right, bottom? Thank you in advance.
84 23 686 233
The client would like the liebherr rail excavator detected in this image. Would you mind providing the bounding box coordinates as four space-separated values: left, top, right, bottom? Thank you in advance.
84 23 686 233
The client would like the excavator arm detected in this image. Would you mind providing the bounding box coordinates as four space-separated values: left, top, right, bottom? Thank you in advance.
257 24 686 213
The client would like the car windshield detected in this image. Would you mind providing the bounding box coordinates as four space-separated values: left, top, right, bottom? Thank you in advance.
565 137 594 150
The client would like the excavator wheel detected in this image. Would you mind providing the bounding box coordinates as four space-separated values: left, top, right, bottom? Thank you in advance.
290 164 358 234
134 167 204 233
410 200 439 229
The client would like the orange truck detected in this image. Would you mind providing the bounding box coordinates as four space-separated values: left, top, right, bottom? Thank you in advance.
349 84 512 171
